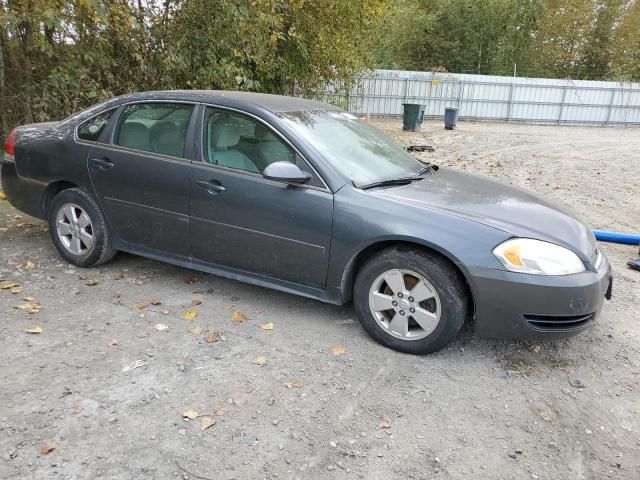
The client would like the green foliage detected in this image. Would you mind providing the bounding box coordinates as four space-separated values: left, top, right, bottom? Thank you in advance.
377 0 640 81
0 0 389 136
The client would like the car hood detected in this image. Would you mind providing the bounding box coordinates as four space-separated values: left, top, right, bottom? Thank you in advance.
370 167 597 258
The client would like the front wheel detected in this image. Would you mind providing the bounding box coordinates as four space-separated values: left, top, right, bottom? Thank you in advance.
48 188 116 267
353 247 468 355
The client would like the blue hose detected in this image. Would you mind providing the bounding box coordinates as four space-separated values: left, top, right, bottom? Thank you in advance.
593 229 640 245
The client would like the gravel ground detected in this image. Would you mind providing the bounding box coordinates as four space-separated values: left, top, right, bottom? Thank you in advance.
1 119 639 480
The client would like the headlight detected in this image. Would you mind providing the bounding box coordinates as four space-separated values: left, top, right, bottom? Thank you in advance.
493 238 585 275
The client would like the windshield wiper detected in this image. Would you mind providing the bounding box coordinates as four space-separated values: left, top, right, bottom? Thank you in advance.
359 176 423 190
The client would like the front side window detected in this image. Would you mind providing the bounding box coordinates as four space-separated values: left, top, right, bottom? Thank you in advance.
77 109 115 142
115 103 194 158
278 110 424 187
203 107 296 174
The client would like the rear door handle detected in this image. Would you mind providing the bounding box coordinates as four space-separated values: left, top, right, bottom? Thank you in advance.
90 157 114 170
196 180 226 194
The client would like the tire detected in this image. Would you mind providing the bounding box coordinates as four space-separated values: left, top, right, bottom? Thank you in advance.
353 247 468 355
47 188 116 267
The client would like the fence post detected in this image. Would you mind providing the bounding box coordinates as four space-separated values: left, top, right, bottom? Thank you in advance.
558 86 568 124
605 88 616 125
506 82 515 121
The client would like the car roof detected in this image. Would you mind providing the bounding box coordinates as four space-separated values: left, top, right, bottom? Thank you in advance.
112 90 339 113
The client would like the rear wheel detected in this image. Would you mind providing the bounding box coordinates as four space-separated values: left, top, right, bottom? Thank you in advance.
48 188 116 267
353 247 468 354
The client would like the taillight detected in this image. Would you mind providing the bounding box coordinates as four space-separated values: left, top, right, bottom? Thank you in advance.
4 128 16 156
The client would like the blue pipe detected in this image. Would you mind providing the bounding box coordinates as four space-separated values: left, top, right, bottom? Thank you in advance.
593 229 640 245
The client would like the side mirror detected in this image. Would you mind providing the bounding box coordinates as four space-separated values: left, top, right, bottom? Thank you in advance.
262 161 311 184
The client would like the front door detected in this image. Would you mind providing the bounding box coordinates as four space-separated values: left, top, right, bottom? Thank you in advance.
189 106 333 288
87 102 196 257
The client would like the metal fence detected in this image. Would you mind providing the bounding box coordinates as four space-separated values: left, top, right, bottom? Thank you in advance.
318 69 640 126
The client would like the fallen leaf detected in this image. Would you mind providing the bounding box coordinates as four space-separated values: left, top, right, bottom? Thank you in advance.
10 286 22 294
213 404 230 416
191 299 202 306
108 338 120 347
85 280 98 286
16 302 41 314
39 442 57 455
284 381 304 389
539 407 554 422
134 279 145 285
23 296 35 302
1 282 18 289
183 311 198 320
259 322 274 330
0 191 6 200
182 410 199 420
204 333 221 343
253 356 267 367
232 395 248 407
184 276 196 284
73 404 84 415
160 310 169 315
122 360 146 372
200 417 215 430
190 326 204 335
231 311 247 324
24 261 37 269
114 272 125 280
134 302 150 310
154 323 169 331
150 299 162 305
529 344 541 353
25 326 43 334
112 292 122 300
329 345 346 356
378 416 393 429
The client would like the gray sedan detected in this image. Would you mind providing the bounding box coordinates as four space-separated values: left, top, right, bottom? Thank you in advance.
1 91 612 354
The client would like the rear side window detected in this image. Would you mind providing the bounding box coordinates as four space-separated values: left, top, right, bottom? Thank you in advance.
114 103 194 158
77 109 115 142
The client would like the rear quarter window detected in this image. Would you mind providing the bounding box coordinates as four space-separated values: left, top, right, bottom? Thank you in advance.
77 109 115 142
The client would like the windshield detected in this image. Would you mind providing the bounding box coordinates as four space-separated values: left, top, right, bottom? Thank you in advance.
278 110 424 186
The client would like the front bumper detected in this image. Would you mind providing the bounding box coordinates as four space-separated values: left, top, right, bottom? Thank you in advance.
470 253 612 340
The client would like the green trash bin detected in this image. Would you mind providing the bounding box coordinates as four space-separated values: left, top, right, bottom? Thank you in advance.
402 103 426 132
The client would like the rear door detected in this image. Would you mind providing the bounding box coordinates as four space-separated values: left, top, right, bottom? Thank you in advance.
87 102 196 257
189 105 333 288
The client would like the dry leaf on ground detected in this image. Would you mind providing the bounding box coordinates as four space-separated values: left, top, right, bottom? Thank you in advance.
529 344 541 353
39 442 57 455
0 191 6 200
253 356 267 367
378 417 393 429
73 404 84 415
183 311 198 320
154 323 169 331
184 276 196 284
134 302 150 310
1 282 18 289
284 381 304 389
10 286 22 294
190 326 204 335
23 296 35 302
114 272 124 280
204 333 221 343
85 280 98 286
16 302 41 314
191 299 202 306
134 279 145 285
329 345 346 356
201 417 215 430
24 261 37 269
150 299 162 305
259 322 274 330
108 338 119 347
539 407 554 422
213 404 230 416
231 311 247 324
25 326 43 334
182 410 199 420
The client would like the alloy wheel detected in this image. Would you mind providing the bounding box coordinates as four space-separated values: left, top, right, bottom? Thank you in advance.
56 203 94 255
368 268 441 340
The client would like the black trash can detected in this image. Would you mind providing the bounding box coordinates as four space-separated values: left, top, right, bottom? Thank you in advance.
402 103 426 132
444 107 459 130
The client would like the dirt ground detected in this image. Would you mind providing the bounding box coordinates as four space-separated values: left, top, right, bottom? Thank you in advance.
1 119 639 480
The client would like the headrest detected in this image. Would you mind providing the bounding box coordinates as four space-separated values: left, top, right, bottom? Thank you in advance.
211 125 240 149
119 122 149 149
150 121 180 142
254 123 274 140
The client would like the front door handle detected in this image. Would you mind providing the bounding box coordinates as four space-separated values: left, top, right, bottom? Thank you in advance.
90 157 115 170
196 180 226 194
